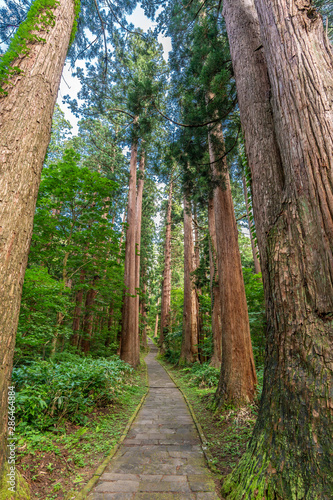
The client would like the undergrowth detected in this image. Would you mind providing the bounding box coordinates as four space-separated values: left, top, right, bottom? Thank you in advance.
14 353 147 499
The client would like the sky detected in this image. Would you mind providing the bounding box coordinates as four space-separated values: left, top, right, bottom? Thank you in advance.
57 5 172 135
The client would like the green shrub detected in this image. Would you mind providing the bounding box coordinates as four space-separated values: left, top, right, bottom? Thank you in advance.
181 362 220 388
12 355 133 430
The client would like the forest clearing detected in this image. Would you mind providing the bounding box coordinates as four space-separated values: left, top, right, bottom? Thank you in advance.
0 0 332 499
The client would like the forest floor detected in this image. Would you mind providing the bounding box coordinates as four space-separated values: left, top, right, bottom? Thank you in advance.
158 358 259 489
15 355 148 500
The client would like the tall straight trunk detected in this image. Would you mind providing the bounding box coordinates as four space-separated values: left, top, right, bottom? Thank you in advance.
134 146 145 356
120 131 140 367
193 207 203 362
242 175 261 274
154 298 160 338
72 269 85 347
81 277 99 354
180 194 198 364
208 198 222 368
0 0 75 475
222 0 333 497
140 281 147 349
159 174 174 349
207 104 257 406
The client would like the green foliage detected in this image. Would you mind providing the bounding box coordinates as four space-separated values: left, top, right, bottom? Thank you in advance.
243 269 266 367
16 266 71 361
13 355 133 430
181 362 220 388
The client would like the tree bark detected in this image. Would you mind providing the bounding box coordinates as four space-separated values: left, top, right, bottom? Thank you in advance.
134 145 145 356
81 277 99 354
0 0 75 477
120 130 140 367
208 198 222 368
140 281 147 349
242 175 261 274
222 0 333 497
154 297 160 338
180 194 198 364
159 174 173 350
72 269 85 347
207 105 257 406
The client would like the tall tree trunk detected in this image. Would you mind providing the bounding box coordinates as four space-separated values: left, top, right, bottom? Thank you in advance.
242 175 261 274
207 104 257 406
0 0 75 476
154 298 160 338
72 270 85 347
193 207 203 362
120 130 140 367
140 281 147 349
134 145 145 357
159 174 173 350
81 277 99 354
180 194 198 364
208 198 222 368
222 0 333 497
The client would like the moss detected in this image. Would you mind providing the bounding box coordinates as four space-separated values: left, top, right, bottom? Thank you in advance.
0 462 30 500
0 0 80 96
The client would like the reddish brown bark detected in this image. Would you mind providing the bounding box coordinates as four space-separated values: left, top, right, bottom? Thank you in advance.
208 198 222 368
120 130 140 367
134 146 145 356
159 174 174 349
222 0 333 497
207 114 257 406
180 194 198 364
0 0 75 476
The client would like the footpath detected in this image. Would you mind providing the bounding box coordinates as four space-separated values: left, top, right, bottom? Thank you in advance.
87 340 220 499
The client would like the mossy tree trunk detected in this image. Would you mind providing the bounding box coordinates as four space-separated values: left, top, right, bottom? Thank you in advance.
0 0 76 479
222 0 333 497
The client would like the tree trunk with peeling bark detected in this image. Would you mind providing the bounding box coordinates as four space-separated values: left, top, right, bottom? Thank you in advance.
0 0 75 477
120 132 140 368
222 0 333 497
207 104 257 406
159 174 173 351
208 198 222 368
180 194 198 364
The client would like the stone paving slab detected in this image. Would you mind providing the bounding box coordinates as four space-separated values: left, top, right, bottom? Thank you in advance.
87 340 220 499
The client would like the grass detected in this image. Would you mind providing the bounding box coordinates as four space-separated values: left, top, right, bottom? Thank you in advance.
15 354 148 499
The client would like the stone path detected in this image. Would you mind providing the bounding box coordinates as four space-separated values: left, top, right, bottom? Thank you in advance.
88 340 220 499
